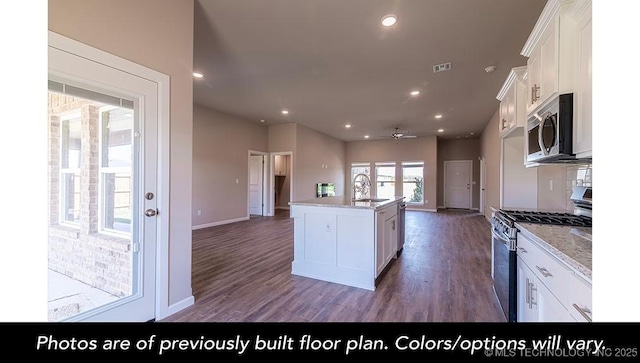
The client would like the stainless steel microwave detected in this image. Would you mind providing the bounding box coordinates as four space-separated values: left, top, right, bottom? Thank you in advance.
526 93 576 163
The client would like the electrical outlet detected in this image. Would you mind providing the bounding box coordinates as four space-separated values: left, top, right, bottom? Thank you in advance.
236 178 239 184
197 210 202 216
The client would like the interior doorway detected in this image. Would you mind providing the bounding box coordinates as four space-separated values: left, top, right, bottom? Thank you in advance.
270 152 293 216
444 160 472 209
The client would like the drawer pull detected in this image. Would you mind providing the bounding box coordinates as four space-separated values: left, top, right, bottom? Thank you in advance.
518 247 528 254
572 303 592 322
535 265 553 278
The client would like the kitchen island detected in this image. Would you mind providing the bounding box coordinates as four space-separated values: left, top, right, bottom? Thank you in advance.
289 195 405 290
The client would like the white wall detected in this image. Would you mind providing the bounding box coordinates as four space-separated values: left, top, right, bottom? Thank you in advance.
192 105 268 226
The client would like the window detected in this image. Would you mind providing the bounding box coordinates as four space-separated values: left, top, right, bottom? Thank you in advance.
99 106 133 234
375 162 396 200
60 114 81 224
351 162 371 199
402 161 424 204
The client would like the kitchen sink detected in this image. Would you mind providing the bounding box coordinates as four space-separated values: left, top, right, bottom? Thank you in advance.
355 198 389 202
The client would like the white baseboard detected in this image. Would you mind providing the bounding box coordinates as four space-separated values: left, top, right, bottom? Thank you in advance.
471 207 479 211
275 206 290 210
163 295 194 319
192 216 249 230
437 205 446 209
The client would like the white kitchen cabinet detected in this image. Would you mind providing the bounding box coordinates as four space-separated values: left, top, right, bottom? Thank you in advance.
384 213 398 265
521 0 575 116
516 231 590 322
569 0 592 158
517 255 573 322
497 67 527 137
274 155 286 176
375 204 397 277
567 272 593 322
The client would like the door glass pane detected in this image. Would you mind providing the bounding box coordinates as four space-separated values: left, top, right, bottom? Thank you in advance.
47 88 136 321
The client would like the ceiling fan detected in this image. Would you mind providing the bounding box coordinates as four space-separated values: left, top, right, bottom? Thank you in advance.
383 127 417 139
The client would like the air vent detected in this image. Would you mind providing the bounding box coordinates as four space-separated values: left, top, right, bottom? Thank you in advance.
433 62 452 73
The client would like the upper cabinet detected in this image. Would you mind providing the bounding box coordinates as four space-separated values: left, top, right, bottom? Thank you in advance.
521 0 592 160
569 0 592 158
497 66 527 137
521 0 576 115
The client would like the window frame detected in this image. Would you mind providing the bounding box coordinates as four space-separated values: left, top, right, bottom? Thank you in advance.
402 161 425 205
374 161 396 200
59 112 82 227
350 162 372 200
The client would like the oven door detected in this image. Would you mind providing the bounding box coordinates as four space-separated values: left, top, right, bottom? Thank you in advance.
492 229 517 322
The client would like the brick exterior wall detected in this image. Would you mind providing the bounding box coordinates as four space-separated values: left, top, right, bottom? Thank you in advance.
48 93 132 297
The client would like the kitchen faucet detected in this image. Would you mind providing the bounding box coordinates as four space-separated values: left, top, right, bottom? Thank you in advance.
352 173 371 201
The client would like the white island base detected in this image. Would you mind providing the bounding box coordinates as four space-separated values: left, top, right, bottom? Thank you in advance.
289 196 404 290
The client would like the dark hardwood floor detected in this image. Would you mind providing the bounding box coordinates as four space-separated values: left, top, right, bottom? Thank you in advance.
162 209 505 322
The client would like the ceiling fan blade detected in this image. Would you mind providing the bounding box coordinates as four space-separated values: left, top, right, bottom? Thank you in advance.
402 135 417 138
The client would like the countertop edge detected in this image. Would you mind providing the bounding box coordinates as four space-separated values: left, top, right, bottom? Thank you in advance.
515 222 592 282
290 196 405 210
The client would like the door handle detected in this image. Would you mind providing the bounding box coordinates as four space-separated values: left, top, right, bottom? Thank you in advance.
145 209 158 217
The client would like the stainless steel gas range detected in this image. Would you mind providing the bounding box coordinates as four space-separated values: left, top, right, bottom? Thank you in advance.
490 187 592 322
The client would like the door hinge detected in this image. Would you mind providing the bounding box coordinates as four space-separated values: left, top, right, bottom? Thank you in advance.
134 130 141 138
132 242 140 252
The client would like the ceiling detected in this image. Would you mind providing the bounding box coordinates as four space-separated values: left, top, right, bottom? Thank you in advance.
193 0 547 141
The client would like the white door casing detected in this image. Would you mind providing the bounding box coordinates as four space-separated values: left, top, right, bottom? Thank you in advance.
49 31 171 321
444 160 472 209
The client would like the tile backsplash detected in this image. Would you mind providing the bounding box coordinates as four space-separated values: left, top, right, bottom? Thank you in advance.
566 163 592 212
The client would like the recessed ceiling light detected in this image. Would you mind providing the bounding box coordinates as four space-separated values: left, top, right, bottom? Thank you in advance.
410 90 420 96
345 124 352 128
470 132 475 135
281 110 289 115
364 135 370 139
435 114 443 119
438 129 444 133
381 14 397 27
260 119 265 123
193 72 203 78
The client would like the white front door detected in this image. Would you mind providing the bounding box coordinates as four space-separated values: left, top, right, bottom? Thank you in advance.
249 155 264 215
48 40 158 322
444 160 472 209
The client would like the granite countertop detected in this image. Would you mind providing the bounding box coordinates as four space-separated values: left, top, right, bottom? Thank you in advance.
515 222 592 282
289 195 405 210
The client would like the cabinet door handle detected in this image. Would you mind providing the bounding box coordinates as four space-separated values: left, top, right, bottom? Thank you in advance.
535 265 553 278
529 282 537 308
525 277 530 304
392 221 396 230
572 304 593 322
518 247 528 254
533 84 540 102
531 86 535 104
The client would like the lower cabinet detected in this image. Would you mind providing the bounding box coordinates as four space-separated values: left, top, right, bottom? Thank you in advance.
518 256 574 322
517 232 591 322
375 205 398 277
